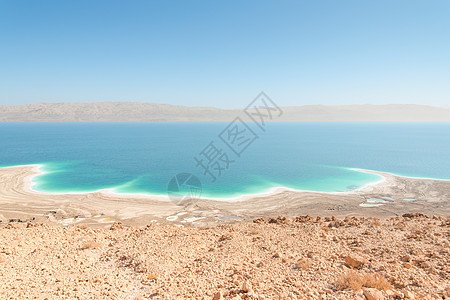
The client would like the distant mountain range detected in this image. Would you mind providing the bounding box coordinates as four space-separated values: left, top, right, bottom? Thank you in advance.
0 102 449 122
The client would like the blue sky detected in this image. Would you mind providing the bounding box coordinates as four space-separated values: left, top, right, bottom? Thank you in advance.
0 0 449 108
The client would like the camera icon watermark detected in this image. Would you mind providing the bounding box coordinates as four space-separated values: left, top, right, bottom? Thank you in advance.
167 173 202 206
166 92 282 205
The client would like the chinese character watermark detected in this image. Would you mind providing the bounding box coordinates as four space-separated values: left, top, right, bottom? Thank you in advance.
219 117 258 157
244 92 283 131
167 92 282 205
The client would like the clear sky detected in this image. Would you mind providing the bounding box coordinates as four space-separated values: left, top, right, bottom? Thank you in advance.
0 0 449 108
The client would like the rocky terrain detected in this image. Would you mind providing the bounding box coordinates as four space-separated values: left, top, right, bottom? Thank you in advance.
0 214 449 299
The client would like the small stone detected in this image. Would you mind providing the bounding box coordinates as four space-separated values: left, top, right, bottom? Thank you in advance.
212 291 224 300
401 255 411 262
248 290 257 298
242 281 252 293
110 222 123 230
404 291 415 299
253 218 265 224
146 274 158 280
1 248 12 255
295 258 312 269
345 255 367 269
394 291 404 298
273 252 282 258
363 288 385 300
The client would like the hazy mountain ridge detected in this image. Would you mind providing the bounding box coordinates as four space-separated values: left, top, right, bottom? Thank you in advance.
0 102 449 122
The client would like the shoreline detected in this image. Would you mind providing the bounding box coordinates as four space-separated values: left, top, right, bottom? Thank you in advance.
0 164 449 227
3 163 442 202
349 167 450 182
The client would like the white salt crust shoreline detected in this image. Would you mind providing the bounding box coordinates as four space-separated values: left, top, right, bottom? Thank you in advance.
1 163 449 226
2 163 447 203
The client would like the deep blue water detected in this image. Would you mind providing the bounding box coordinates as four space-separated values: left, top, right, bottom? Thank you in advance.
0 123 449 198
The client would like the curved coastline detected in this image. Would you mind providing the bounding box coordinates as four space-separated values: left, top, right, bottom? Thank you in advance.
1 163 449 226
4 163 384 202
349 167 450 182
2 163 448 203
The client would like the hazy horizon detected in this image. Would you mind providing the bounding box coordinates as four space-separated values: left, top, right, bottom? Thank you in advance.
1 101 450 110
1 102 449 122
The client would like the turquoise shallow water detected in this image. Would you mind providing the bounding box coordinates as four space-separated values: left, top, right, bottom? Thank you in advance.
0 123 449 198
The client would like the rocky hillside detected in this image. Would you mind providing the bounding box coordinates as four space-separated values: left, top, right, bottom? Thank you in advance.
0 102 449 122
0 214 448 299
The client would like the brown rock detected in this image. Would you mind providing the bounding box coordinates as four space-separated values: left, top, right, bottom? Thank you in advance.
295 215 314 223
404 291 415 299
363 288 385 300
110 222 123 230
212 291 224 300
401 255 411 262
268 216 289 224
402 213 425 218
253 218 265 224
295 258 312 269
345 255 367 269
273 252 282 258
242 281 252 293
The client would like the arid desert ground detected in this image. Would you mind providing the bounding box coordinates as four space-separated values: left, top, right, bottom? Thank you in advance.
0 165 449 299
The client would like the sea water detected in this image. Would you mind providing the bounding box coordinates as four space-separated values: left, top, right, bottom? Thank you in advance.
0 122 448 198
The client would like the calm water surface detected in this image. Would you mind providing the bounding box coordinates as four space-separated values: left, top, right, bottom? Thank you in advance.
0 123 448 198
